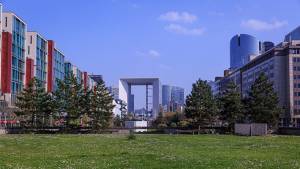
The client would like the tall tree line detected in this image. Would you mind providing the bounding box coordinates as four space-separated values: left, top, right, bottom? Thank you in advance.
15 74 114 129
184 73 281 131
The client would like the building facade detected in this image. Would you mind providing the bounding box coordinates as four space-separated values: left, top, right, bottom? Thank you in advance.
214 29 300 127
26 32 48 89
1 12 27 105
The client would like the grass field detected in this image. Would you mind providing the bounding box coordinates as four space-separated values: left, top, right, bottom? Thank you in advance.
0 134 300 169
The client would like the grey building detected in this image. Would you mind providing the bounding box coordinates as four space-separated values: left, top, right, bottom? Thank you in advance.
215 39 300 127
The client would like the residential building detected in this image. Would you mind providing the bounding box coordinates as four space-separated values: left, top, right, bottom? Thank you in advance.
89 75 103 84
26 32 48 89
1 12 27 106
47 40 65 92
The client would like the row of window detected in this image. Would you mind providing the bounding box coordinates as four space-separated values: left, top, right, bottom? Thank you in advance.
290 49 300 55
293 66 300 71
294 109 300 115
294 83 300 88
295 92 300 97
293 57 300 62
294 75 300 80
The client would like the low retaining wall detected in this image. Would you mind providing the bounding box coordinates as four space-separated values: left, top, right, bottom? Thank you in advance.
0 129 7 134
278 128 300 135
235 123 267 136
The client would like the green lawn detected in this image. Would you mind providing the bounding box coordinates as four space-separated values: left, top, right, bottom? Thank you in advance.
0 134 300 169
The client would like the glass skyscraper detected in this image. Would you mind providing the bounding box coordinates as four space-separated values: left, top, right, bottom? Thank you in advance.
230 34 259 69
285 26 300 42
162 85 184 112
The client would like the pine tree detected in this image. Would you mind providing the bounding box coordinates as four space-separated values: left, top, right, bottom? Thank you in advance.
245 73 280 127
90 79 115 130
54 74 84 127
185 79 217 127
16 78 51 127
218 81 244 132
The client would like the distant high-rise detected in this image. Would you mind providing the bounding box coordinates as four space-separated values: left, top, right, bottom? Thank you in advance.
284 26 300 41
162 85 172 107
128 94 134 113
162 85 184 112
108 86 119 100
260 41 274 53
89 75 103 84
230 34 260 69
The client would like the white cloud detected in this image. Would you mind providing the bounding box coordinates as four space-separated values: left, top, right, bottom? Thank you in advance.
159 11 197 23
165 24 205 36
241 19 288 31
136 50 160 58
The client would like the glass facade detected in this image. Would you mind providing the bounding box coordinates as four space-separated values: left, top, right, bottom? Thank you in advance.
76 68 82 84
285 26 300 42
64 62 73 78
230 34 259 69
35 35 47 88
162 85 172 107
11 16 26 103
53 49 65 91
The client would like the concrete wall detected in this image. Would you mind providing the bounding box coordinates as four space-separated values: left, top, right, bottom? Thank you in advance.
235 123 267 136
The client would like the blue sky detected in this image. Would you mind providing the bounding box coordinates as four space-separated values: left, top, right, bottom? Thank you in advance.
2 0 300 108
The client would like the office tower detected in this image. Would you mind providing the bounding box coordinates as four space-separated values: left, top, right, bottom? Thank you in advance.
128 94 134 113
89 75 103 84
260 41 274 54
214 26 300 127
1 12 27 105
47 40 65 92
108 86 119 100
285 26 300 41
26 32 48 89
162 85 172 108
230 34 260 69
162 85 184 112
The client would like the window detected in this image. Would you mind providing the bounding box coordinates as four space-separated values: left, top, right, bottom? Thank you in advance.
30 36 33 44
5 17 7 27
27 46 30 55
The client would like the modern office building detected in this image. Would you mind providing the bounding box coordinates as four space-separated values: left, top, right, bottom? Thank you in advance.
89 75 103 84
161 85 184 112
285 26 300 41
162 85 172 108
260 41 274 54
108 86 119 100
230 34 260 69
119 78 161 119
47 40 65 92
26 32 48 89
1 12 27 105
214 26 300 127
